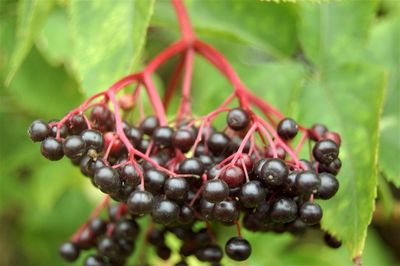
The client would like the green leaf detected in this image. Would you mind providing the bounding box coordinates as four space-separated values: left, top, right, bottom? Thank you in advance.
68 0 155 96
296 63 386 258
298 0 378 66
6 0 54 84
152 0 299 58
7 47 82 118
367 16 400 187
36 6 73 67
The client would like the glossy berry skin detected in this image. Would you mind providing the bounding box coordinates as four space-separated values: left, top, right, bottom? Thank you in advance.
164 177 189 201
309 123 328 141
173 129 195 152
195 244 223 262
323 131 341 147
207 132 230 155
125 126 143 146
152 199 179 225
260 158 288 187
97 236 120 259
68 114 87 135
28 120 50 142
270 198 298 223
239 181 266 208
178 158 205 176
59 241 80 262
313 139 339 164
299 202 323 225
90 105 114 132
227 108 250 131
221 166 245 188
119 164 141 187
152 126 174 147
89 218 107 236
63 135 86 159
80 156 106 177
156 245 172 260
277 118 298 140
144 169 167 194
127 190 154 215
49 121 69 138
84 255 106 266
213 199 239 223
179 204 195 224
235 154 253 171
94 167 121 194
324 233 342 248
295 171 321 195
316 172 339 199
113 218 139 240
202 179 229 203
41 137 64 160
200 199 215 220
253 158 268 179
225 237 251 261
283 171 298 196
319 158 342 176
140 116 159 135
81 129 104 152
265 145 286 160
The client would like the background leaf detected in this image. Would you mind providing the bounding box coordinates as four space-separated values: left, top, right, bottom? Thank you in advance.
6 0 53 83
69 0 155 96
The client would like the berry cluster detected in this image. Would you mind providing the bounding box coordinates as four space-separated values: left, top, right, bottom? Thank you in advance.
29 105 342 265
26 0 344 264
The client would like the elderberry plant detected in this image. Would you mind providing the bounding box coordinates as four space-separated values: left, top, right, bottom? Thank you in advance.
27 1 344 265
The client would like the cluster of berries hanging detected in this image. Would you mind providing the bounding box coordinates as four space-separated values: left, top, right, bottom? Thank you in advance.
27 0 343 265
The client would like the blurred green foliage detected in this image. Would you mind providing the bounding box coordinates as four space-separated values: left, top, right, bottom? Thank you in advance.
0 0 399 265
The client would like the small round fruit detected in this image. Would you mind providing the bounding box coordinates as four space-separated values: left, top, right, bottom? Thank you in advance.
221 166 245 188
28 119 50 142
41 137 64 160
239 181 266 208
324 233 342 248
127 190 154 215
81 129 104 152
140 116 159 135
164 177 189 201
152 199 179 225
309 123 328 141
270 198 298 223
59 241 80 262
195 244 223 263
94 167 121 194
313 139 339 164
173 129 195 152
227 108 250 131
299 202 323 225
295 171 321 195
63 135 86 159
144 169 167 194
178 158 205 176
277 118 298 140
316 172 339 199
213 199 239 223
202 179 229 203
152 126 174 147
207 132 230 155
225 237 251 261
84 255 106 266
260 158 288 187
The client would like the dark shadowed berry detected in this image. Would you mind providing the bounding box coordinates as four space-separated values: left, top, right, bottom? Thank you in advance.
309 123 328 141
41 137 64 160
152 199 179 225
119 163 141 187
207 132 230 155
178 158 205 176
227 108 250 131
164 177 189 201
225 237 251 261
200 199 215 220
260 158 288 187
84 255 106 266
299 202 323 225
63 135 86 159
81 129 104 152
270 198 297 223
324 233 342 248
156 245 172 260
127 190 154 215
313 139 339 164
59 241 80 262
316 172 339 199
202 179 229 203
179 204 195 224
153 126 174 147
97 236 120 259
94 167 121 194
239 181 266 208
89 218 107 236
28 120 50 142
295 171 321 195
49 120 69 138
213 199 239 223
68 114 87 135
144 169 167 194
125 126 143 146
319 158 342 175
173 129 195 152
277 118 298 140
140 116 159 135
195 244 223 262
113 218 139 240
221 166 245 188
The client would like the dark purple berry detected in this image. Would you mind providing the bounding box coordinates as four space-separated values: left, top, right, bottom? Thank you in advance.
41 137 64 160
313 139 339 164
202 179 229 203
127 190 154 215
299 202 323 225
59 241 80 262
227 108 250 131
28 119 50 142
63 135 86 159
277 118 298 140
225 237 251 261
